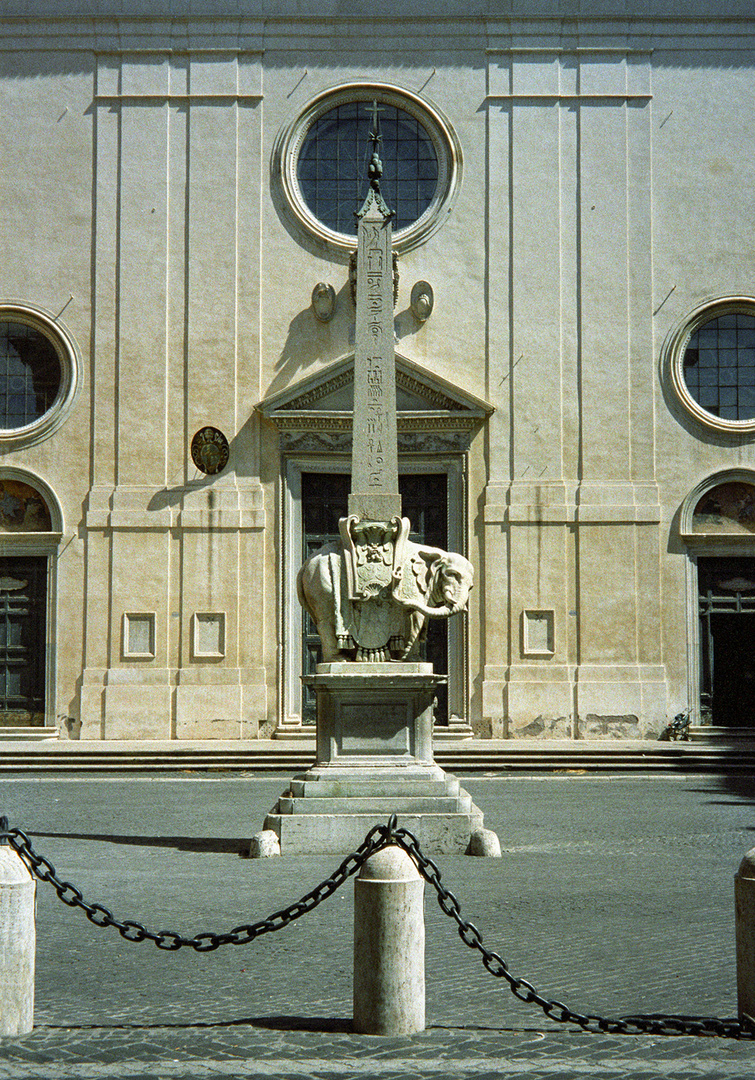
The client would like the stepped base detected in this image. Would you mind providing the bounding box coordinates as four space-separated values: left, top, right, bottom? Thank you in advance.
256 664 493 855
688 726 755 743
433 720 475 740
263 761 484 854
0 726 59 740
264 808 482 855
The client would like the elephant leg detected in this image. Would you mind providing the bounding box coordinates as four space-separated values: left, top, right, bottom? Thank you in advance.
316 620 344 663
400 612 425 659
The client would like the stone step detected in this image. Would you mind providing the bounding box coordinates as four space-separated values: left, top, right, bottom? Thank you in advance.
275 794 471 816
4 740 755 773
0 727 59 740
265 809 483 855
289 777 459 798
687 726 755 742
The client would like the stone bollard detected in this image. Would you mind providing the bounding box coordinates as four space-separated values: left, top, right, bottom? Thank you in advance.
0 834 36 1037
353 846 425 1036
735 846 755 1026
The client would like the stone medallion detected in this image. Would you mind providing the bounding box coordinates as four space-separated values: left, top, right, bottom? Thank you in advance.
191 426 229 475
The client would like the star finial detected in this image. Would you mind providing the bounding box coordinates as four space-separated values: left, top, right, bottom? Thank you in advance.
356 100 393 221
367 100 383 191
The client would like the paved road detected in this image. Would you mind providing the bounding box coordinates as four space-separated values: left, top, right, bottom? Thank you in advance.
1 772 754 1078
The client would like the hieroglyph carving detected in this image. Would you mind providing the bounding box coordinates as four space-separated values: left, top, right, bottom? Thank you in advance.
362 226 390 492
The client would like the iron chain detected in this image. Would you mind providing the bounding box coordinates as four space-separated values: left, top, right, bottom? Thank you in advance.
0 814 751 1039
0 817 393 954
384 822 754 1040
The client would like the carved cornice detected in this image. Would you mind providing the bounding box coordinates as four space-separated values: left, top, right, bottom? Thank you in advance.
282 367 468 413
275 415 352 431
397 371 465 411
273 413 480 433
280 429 473 455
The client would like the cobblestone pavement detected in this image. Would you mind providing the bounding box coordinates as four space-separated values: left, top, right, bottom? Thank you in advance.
1 772 754 1078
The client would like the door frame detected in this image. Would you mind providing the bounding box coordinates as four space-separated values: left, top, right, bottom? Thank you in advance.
681 469 755 726
0 540 59 727
0 469 63 728
278 452 468 732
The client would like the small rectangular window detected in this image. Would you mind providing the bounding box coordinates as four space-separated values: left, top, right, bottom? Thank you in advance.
194 612 225 658
124 613 155 659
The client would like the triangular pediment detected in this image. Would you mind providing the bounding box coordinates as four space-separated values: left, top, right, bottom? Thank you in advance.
257 355 492 456
258 353 493 420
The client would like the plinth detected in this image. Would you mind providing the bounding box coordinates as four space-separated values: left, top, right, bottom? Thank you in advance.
263 663 486 854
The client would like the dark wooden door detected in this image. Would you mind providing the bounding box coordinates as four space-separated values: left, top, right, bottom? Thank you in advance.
0 556 46 726
698 557 755 726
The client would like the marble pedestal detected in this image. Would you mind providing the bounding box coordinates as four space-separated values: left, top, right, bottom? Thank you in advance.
263 663 487 854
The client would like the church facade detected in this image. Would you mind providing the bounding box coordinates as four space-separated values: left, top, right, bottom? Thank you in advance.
1 0 754 742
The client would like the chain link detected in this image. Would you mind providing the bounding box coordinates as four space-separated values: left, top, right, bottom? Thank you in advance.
0 817 394 953
385 824 754 1040
0 813 751 1039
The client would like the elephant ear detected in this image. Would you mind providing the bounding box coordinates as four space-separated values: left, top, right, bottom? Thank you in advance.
413 552 450 605
409 551 432 596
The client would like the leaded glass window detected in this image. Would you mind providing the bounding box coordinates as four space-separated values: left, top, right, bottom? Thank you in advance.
682 314 755 422
297 102 439 235
0 321 61 431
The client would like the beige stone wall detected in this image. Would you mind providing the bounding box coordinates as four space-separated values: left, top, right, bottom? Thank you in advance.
0 7 751 738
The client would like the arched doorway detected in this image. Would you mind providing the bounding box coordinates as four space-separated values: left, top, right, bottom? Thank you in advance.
0 473 61 729
682 473 755 728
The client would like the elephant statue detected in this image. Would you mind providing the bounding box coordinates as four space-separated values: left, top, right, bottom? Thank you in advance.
297 539 474 663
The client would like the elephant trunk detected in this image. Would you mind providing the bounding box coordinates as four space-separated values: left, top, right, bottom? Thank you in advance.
404 598 465 619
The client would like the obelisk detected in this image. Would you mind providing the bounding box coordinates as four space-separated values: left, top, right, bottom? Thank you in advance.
349 103 401 524
256 103 495 856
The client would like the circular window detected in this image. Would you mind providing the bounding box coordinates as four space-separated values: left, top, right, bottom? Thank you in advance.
0 305 79 447
298 103 438 235
667 298 755 433
276 84 461 255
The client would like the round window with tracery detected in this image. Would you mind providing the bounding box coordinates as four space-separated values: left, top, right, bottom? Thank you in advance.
276 84 461 255
682 313 755 422
0 321 61 430
667 298 755 434
0 306 79 447
297 102 439 235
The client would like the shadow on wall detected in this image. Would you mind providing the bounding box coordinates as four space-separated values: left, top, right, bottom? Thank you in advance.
266 280 354 397
265 280 427 399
